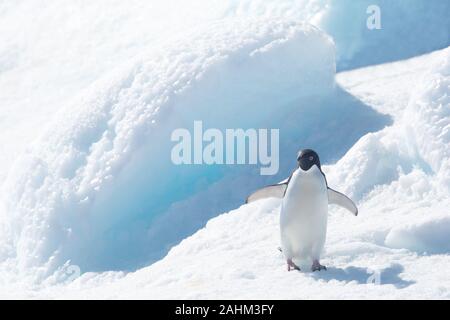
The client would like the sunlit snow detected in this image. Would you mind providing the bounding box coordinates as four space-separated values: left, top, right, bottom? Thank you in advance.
0 0 448 298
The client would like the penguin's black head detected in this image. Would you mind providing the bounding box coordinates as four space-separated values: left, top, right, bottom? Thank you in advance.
297 149 321 171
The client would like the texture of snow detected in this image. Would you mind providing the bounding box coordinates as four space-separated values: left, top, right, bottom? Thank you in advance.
1 47 449 299
75 47 448 299
0 1 449 298
0 17 344 276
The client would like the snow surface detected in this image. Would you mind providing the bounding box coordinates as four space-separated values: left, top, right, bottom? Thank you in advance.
0 1 449 299
1 47 449 299
0 18 348 276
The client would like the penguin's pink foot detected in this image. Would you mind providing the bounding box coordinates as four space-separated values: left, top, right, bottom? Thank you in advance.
311 259 326 272
287 259 300 271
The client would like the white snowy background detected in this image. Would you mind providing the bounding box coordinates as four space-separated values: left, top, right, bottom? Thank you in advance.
0 0 449 299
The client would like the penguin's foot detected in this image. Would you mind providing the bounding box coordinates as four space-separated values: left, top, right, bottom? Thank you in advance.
312 260 326 272
287 259 300 271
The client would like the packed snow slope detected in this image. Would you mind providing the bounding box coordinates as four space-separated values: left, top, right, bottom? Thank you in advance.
0 0 448 296
0 16 392 276
3 47 449 299
0 19 338 275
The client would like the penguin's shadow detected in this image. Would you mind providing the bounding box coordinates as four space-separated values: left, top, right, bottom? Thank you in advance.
308 263 415 289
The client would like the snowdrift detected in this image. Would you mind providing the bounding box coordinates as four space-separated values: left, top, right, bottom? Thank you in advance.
27 47 447 300
0 18 389 278
0 1 448 297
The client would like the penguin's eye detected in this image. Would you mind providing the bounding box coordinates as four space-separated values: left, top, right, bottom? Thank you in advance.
309 156 314 161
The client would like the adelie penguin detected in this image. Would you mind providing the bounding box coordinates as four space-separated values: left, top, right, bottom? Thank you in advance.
246 149 358 272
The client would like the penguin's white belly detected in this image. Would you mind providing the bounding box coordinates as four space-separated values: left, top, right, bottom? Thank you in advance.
280 166 328 263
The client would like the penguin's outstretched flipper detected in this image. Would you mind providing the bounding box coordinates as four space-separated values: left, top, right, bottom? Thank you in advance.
246 182 288 203
327 188 358 216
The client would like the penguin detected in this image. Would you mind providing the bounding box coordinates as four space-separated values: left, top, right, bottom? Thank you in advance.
246 149 358 271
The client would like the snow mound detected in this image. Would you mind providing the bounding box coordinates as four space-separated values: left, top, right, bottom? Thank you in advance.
0 18 341 277
381 48 450 255
0 0 325 181
326 48 450 265
0 1 448 298
6 47 445 300
385 215 450 254
327 47 450 200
